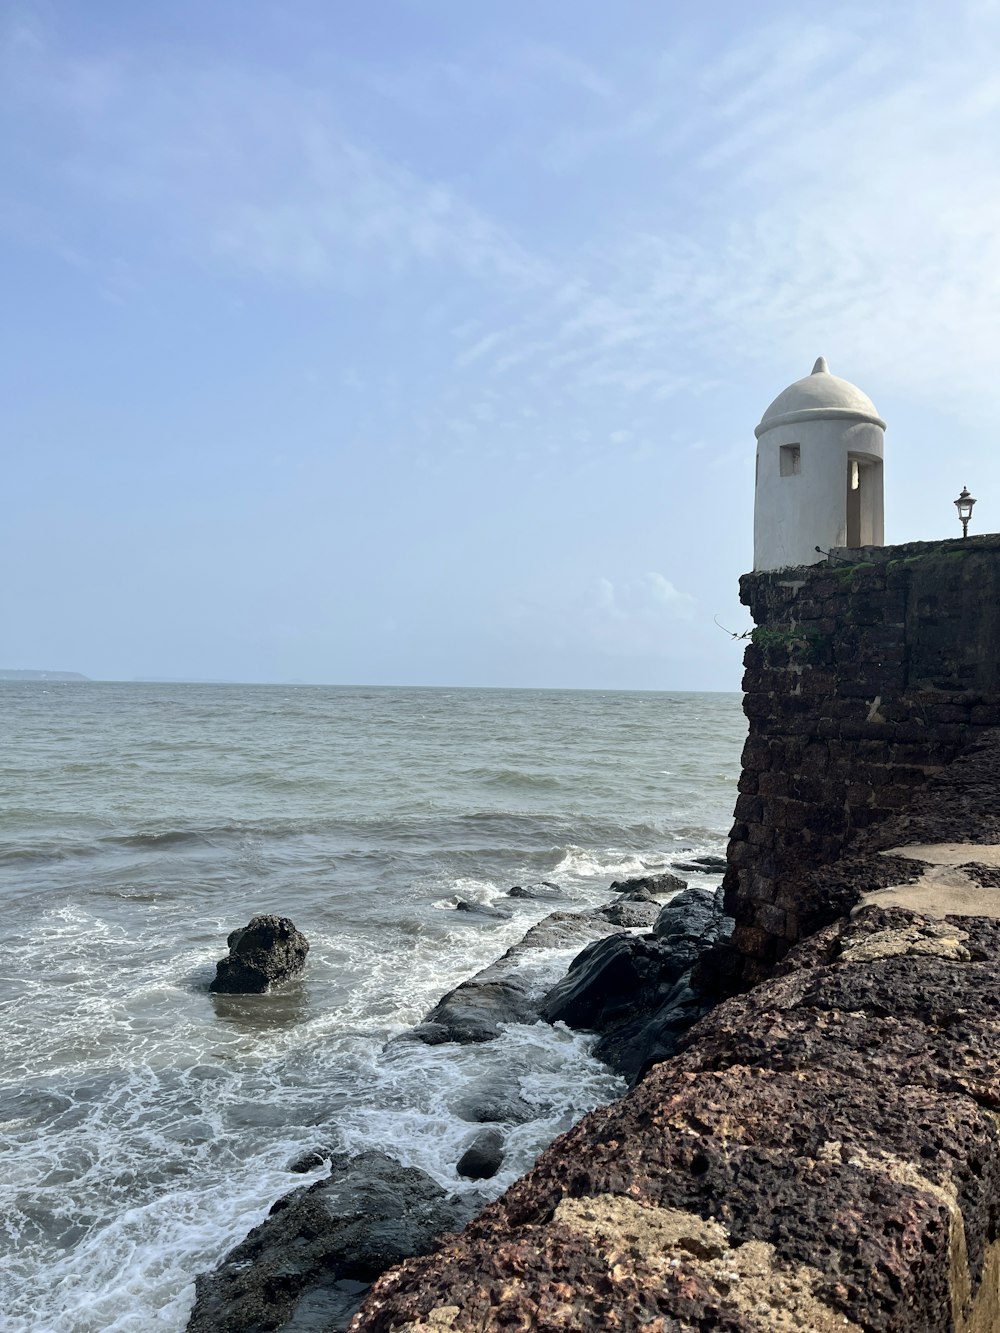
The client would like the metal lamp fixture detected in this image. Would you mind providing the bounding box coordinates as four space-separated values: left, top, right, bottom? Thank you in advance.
954 486 976 539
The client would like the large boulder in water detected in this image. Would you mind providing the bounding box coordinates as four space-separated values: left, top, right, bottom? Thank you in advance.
456 1128 505 1180
186 1150 471 1333
209 914 309 994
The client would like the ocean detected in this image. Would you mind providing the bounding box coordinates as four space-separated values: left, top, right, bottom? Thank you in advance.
0 682 745 1331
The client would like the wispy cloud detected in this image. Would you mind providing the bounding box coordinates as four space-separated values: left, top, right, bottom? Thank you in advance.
1 23 543 292
6 3 1000 435
441 8 1000 424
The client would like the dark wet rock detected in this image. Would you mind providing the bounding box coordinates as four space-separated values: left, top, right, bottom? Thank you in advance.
187 1150 470 1333
541 887 733 1083
613 885 658 903
410 979 539 1046
209 915 309 995
409 911 621 1046
456 1129 505 1180
506 883 565 900
673 854 728 873
596 898 661 928
653 884 728 945
279 1278 369 1331
957 861 1000 888
351 904 1000 1333
287 1146 336 1174
609 871 687 897
454 899 511 919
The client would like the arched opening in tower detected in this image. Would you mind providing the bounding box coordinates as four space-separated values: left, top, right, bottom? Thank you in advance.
846 455 881 547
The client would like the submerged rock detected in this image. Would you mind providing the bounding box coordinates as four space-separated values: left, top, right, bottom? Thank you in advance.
454 898 511 919
186 1150 470 1333
506 883 564 901
541 888 733 1083
456 1128 505 1180
209 915 309 994
453 1089 538 1126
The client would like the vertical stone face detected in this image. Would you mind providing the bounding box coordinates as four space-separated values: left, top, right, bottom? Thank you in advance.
725 534 1000 984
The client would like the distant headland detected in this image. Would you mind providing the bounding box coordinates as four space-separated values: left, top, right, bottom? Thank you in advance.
0 669 90 681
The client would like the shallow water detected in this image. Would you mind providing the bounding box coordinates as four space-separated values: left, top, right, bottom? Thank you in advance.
0 683 745 1330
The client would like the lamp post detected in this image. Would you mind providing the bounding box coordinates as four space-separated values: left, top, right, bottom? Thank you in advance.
954 486 976 539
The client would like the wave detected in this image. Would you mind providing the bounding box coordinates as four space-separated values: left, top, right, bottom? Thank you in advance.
467 768 562 791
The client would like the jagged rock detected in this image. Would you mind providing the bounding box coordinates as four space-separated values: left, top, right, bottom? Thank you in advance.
209 915 309 994
653 885 728 945
541 888 733 1083
596 898 661 928
186 1150 470 1333
609 871 687 897
456 1129 505 1180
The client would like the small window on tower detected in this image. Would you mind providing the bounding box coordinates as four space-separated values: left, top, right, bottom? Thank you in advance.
780 444 801 477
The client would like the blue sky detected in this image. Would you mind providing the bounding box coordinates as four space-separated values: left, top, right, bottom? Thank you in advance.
4 0 1000 688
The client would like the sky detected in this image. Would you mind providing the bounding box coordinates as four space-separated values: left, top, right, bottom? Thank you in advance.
3 0 1000 690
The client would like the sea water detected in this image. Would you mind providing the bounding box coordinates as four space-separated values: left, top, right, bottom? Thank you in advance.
0 683 745 1331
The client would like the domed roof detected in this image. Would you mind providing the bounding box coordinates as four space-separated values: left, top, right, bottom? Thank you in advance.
755 357 885 438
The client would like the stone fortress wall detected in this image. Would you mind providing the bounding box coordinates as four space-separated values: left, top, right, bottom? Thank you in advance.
725 532 1000 985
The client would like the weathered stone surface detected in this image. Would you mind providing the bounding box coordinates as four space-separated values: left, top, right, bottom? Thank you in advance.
596 898 660 927
512 910 621 951
653 885 728 943
209 915 309 994
188 1150 469 1333
349 904 1000 1332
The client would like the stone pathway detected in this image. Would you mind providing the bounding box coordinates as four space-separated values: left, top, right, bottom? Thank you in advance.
859 843 1000 919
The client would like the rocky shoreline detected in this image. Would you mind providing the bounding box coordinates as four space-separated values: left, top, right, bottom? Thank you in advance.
187 743 1000 1331
187 869 732 1331
345 736 1000 1332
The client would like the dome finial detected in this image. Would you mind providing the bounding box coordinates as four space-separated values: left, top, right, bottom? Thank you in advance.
812 356 829 375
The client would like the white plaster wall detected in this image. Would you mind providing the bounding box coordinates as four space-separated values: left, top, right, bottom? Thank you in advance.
754 418 884 571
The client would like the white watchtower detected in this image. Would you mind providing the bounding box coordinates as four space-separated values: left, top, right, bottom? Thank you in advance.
753 357 885 572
